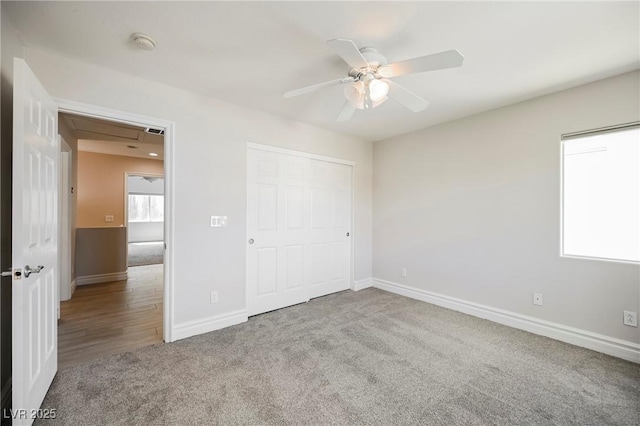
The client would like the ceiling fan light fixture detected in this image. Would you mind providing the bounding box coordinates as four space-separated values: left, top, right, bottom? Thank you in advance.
344 80 389 110
368 79 389 102
344 82 365 108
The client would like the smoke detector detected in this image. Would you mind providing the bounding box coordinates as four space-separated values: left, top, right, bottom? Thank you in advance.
131 33 156 51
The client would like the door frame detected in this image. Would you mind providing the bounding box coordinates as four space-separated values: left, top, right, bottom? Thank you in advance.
245 142 356 313
58 137 73 304
56 98 176 342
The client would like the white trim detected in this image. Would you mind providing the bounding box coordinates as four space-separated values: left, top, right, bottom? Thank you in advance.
70 279 76 296
351 277 373 291
247 142 355 166
172 310 248 341
55 98 176 343
561 121 640 140
373 278 640 364
55 98 171 129
76 271 128 286
349 164 356 297
559 136 565 261
560 253 640 265
163 121 175 342
58 143 72 302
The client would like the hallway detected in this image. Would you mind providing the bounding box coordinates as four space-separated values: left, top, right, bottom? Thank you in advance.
58 264 163 369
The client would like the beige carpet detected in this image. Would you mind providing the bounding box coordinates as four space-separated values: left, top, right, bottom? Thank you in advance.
39 288 639 425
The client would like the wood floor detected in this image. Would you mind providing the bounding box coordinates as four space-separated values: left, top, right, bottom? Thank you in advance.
58 264 163 369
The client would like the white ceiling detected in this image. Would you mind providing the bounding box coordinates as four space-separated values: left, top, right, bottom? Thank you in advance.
5 2 639 142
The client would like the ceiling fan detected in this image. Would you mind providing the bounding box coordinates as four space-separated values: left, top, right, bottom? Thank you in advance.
283 39 464 122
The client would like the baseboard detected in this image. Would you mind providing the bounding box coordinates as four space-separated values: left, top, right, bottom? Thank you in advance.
76 271 128 286
172 310 248 341
70 278 77 295
373 278 640 364
352 277 373 291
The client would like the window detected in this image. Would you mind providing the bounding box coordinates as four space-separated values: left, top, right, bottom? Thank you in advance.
561 124 639 263
128 194 164 222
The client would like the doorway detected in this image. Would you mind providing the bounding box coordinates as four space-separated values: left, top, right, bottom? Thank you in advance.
56 107 172 367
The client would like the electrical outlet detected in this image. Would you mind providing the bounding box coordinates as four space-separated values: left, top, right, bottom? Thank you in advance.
533 293 543 306
105 215 114 223
623 311 637 327
210 291 219 304
401 268 407 277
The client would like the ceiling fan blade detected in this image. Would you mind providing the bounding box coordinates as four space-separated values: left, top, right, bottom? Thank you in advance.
336 101 356 122
327 39 369 69
384 50 464 77
388 80 429 112
283 77 355 98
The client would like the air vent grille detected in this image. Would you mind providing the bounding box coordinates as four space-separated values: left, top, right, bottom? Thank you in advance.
145 127 165 135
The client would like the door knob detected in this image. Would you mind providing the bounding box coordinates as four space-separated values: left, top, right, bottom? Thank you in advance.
24 265 44 278
248 239 254 245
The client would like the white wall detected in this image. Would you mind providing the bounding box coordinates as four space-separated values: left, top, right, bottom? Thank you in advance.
23 47 373 331
373 71 640 346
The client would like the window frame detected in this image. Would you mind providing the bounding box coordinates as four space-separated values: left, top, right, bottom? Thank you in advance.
560 121 640 265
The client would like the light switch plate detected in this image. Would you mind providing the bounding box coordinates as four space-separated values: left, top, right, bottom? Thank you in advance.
210 216 228 227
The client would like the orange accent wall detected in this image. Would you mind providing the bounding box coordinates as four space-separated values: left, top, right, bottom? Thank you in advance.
77 151 164 227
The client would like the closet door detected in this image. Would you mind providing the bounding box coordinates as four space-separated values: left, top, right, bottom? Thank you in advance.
247 147 352 316
308 159 352 299
247 149 310 316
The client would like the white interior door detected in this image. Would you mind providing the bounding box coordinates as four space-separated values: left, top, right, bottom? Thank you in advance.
247 147 352 316
12 58 59 425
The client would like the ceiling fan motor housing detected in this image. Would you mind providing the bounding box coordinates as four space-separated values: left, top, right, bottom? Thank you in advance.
359 46 388 69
